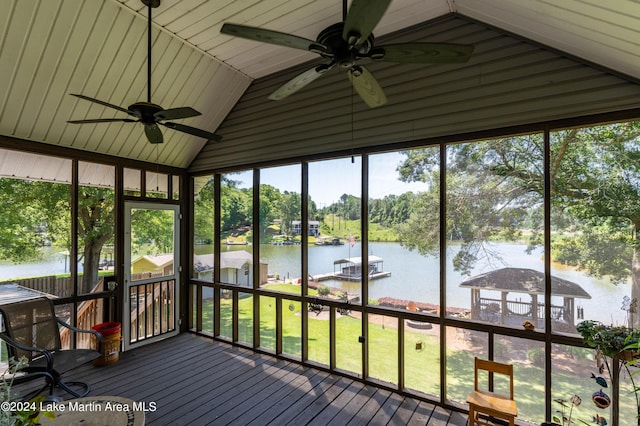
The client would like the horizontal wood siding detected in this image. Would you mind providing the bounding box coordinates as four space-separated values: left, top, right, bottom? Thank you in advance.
190 14 640 172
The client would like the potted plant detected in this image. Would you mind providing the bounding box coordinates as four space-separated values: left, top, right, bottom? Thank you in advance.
577 317 640 425
576 320 640 359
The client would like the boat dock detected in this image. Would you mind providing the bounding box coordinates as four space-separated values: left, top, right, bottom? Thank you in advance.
311 256 391 282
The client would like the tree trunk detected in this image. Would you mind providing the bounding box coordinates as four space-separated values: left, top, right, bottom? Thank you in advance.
82 243 102 294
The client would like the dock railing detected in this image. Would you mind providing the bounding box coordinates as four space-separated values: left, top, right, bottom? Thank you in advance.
478 296 566 324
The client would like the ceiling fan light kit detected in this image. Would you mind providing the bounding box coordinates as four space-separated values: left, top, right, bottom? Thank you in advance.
221 0 474 108
67 0 221 145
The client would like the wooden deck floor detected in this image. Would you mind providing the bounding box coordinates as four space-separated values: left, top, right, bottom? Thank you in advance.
15 333 469 425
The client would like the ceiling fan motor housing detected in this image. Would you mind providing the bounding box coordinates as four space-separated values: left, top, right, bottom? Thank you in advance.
316 23 374 68
128 102 164 125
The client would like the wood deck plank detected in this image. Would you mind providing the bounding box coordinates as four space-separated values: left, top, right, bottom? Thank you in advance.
346 387 392 425
306 380 365 425
388 395 420 425
228 367 323 425
407 400 438 425
285 375 355 425
429 405 455 425
206 361 303 424
12 333 463 425
161 357 287 425
259 373 345 425
370 390 404 424
447 410 470 425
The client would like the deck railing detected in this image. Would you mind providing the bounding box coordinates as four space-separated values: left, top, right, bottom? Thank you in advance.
5 273 164 350
129 277 175 344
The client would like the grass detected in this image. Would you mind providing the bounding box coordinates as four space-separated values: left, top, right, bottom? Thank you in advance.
199 284 635 423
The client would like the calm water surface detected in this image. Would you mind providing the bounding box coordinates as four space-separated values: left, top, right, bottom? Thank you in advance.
256 241 630 324
1 242 628 324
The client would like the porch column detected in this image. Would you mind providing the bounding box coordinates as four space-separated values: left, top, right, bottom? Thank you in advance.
564 297 574 325
470 289 481 320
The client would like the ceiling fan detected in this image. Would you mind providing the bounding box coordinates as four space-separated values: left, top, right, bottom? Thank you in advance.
221 0 474 108
67 0 221 144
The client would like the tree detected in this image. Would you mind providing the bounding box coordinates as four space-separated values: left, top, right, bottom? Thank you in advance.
397 138 542 274
220 180 251 234
77 186 114 293
129 208 174 255
258 184 282 238
398 121 640 326
0 178 114 294
193 176 215 244
280 191 301 236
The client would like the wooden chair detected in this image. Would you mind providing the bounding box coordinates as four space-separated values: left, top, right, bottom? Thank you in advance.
467 357 518 426
0 297 103 398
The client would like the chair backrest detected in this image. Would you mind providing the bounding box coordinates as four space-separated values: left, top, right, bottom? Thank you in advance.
0 297 61 361
474 357 514 400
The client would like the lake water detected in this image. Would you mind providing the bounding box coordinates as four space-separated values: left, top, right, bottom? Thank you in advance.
0 247 76 280
1 242 629 324
255 241 630 325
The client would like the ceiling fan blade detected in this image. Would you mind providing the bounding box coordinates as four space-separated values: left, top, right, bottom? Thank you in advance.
69 94 132 115
154 107 201 121
67 118 137 124
268 63 334 101
342 0 391 47
162 122 222 142
348 66 387 108
144 124 163 144
221 23 323 52
374 43 475 63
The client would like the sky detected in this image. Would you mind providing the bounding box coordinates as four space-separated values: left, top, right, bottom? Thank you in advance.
227 152 428 207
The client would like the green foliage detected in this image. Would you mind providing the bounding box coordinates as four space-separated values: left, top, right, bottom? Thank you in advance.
0 178 116 293
552 224 632 284
317 285 331 296
221 181 252 234
130 209 174 256
278 191 301 236
368 192 416 228
393 121 640 316
1 357 54 425
0 179 68 262
577 320 640 358
193 175 215 244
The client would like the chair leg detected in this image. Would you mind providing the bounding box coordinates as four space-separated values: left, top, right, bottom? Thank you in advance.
13 371 56 402
468 406 475 426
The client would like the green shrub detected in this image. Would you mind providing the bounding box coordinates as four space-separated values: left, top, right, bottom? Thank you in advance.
317 285 331 296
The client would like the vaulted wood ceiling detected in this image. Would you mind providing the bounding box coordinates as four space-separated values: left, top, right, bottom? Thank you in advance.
0 0 638 171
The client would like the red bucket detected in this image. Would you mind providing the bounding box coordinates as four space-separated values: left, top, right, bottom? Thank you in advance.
92 322 121 366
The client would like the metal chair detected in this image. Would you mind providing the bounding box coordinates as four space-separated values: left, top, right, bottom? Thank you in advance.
0 297 103 398
467 357 518 426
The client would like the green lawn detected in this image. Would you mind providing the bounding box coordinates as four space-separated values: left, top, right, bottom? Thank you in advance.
199 284 634 423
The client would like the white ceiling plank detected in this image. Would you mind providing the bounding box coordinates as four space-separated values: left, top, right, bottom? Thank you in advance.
0 0 40 126
456 0 640 80
1 0 639 169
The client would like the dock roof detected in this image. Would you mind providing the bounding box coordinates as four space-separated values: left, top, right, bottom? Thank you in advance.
334 256 383 266
459 267 591 299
